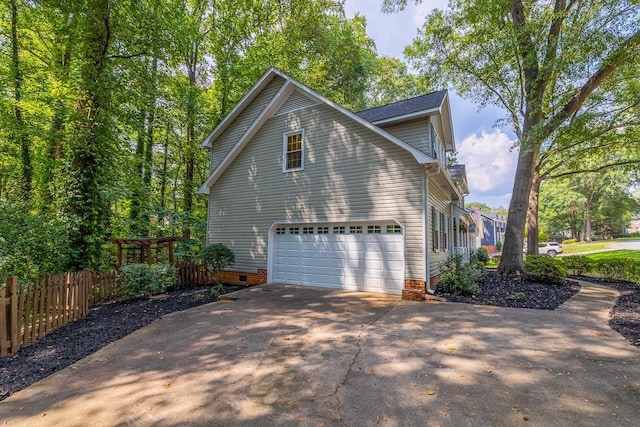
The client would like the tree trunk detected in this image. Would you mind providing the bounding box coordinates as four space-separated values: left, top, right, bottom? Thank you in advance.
526 172 541 253
42 16 73 210
10 0 32 199
130 108 146 235
143 55 158 192
499 116 540 274
583 193 594 241
66 0 111 270
183 59 198 241
160 122 170 210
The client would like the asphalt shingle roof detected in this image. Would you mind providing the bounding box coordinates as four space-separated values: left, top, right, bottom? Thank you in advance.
448 164 466 181
356 90 448 123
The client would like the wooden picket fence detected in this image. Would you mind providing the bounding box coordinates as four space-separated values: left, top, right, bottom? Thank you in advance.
0 263 214 356
176 261 216 287
0 269 120 356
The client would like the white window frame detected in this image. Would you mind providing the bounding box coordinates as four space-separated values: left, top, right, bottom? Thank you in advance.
283 130 304 172
442 213 449 251
432 206 441 252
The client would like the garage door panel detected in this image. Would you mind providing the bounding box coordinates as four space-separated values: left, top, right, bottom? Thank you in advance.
272 223 405 294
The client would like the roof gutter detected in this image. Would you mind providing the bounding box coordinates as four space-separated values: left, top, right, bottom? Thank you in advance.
424 163 441 294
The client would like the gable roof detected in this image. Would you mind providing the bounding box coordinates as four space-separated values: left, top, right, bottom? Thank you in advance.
356 90 448 124
447 164 469 196
448 164 466 182
197 68 437 195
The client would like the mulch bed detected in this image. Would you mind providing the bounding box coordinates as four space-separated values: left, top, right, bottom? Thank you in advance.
0 284 244 402
1 274 638 403
434 270 581 310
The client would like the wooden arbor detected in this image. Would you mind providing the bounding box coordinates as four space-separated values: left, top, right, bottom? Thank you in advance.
110 237 180 269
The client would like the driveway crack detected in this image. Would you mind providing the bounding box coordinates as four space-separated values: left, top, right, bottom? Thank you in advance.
325 300 401 425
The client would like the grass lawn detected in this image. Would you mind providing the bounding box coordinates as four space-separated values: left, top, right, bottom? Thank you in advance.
584 250 640 262
561 241 611 254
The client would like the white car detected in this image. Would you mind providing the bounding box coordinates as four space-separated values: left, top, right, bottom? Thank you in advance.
538 242 563 257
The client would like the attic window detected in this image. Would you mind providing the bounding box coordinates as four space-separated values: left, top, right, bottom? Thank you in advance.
283 130 304 172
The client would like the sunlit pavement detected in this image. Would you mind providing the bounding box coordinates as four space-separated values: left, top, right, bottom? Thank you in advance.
1 281 638 426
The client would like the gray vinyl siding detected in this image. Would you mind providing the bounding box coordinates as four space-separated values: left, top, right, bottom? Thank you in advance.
210 76 285 171
207 103 425 280
428 183 452 277
275 90 317 116
380 120 430 157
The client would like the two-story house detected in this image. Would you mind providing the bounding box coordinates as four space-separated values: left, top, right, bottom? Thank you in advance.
198 68 469 299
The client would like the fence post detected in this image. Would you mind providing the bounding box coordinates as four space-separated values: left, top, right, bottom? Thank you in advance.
9 277 20 354
0 278 8 356
83 269 91 316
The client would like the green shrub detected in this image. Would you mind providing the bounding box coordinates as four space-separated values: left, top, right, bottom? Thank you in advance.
495 241 502 251
200 243 235 284
507 292 525 301
150 263 178 291
440 254 482 295
119 263 177 297
524 255 567 284
594 259 629 281
562 238 578 245
562 256 593 276
472 247 490 264
625 260 640 283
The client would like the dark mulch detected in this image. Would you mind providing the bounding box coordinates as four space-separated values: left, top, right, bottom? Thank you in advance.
0 284 244 402
434 269 581 310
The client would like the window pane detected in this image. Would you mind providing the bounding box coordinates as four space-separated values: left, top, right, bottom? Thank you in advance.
287 151 301 169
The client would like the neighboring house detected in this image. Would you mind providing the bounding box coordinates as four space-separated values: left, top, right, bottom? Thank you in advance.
468 208 506 252
198 67 470 299
625 218 640 234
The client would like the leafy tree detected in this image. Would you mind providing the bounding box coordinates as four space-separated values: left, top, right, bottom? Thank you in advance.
8 0 32 199
391 0 640 274
540 166 639 240
466 202 493 212
365 56 431 107
65 0 115 270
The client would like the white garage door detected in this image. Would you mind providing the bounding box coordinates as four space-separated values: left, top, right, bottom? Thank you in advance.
272 223 405 294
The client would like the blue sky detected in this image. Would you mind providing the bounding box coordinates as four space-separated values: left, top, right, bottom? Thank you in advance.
344 1 519 209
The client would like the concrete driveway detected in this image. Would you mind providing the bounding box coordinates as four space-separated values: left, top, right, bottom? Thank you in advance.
1 282 639 426
611 239 640 250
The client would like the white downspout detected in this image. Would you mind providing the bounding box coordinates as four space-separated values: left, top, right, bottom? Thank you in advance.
424 163 441 294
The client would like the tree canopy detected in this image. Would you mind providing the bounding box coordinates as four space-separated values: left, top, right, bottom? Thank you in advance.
0 0 427 280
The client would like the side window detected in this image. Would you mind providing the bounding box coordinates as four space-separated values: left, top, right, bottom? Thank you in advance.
432 206 441 252
283 130 304 172
441 214 449 251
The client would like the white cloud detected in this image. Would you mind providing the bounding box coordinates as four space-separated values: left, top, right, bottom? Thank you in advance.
457 129 518 194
